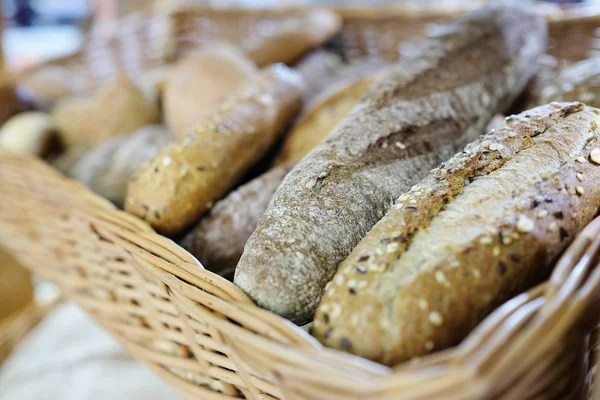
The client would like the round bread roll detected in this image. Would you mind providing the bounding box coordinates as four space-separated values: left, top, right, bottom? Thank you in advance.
163 44 258 137
0 111 58 156
52 73 160 148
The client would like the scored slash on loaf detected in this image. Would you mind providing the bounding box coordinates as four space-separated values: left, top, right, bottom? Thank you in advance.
125 64 305 236
234 6 548 324
314 102 600 365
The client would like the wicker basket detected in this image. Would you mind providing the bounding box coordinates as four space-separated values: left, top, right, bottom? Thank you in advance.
4 4 600 400
2 139 600 400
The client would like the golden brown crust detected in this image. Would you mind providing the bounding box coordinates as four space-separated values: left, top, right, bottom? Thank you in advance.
314 102 600 365
163 44 258 137
274 77 376 166
125 64 304 236
51 74 160 148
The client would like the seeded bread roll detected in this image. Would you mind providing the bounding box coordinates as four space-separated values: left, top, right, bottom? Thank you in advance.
275 76 376 166
314 102 600 365
125 64 305 236
180 163 294 278
234 7 547 324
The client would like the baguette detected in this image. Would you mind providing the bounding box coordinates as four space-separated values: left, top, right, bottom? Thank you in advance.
274 76 376 166
314 102 600 365
163 44 258 137
180 163 294 277
125 64 305 236
182 75 375 274
234 7 547 324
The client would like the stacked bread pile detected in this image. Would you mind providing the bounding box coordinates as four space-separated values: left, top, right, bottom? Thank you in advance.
3 4 600 368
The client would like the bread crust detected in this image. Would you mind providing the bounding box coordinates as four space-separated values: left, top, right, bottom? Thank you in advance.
125 65 304 236
234 7 547 324
314 102 600 365
180 163 294 277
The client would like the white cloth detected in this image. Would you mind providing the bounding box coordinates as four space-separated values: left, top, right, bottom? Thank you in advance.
0 303 183 400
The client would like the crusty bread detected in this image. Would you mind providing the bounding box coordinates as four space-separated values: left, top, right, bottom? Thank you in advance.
245 9 342 67
274 77 376 166
163 44 258 137
180 163 294 278
125 64 305 236
294 50 344 103
313 102 600 365
65 125 172 207
52 74 160 148
233 7 547 324
0 112 59 156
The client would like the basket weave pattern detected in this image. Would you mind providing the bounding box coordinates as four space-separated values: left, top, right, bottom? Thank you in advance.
2 142 600 400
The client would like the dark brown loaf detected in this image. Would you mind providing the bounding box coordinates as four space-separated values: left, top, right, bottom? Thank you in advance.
314 102 600 365
234 7 547 324
125 64 305 236
180 163 294 277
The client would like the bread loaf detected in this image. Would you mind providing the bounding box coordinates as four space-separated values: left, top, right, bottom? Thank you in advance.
294 50 344 103
66 125 172 207
234 7 547 324
180 163 294 277
0 112 59 156
125 64 305 236
52 74 160 148
275 77 376 166
314 102 600 365
163 44 258 137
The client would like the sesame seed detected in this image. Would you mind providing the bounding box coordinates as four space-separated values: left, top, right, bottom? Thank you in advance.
576 186 585 196
418 299 429 310
358 281 368 289
330 304 341 318
450 260 461 268
492 246 501 257
375 248 384 256
381 142 388 149
576 156 587 163
387 243 400 253
548 222 558 232
576 173 584 182
336 275 344 286
429 311 444 326
489 143 504 151
481 140 492 149
516 215 535 233
395 141 406 149
409 199 417 204
435 271 450 287
508 131 517 138
550 101 562 108
502 236 512 245
426 341 434 350
537 210 548 218
368 263 379 271
356 265 367 274
480 236 493 245
286 238 296 244
472 269 481 279
591 149 600 164
162 157 172 166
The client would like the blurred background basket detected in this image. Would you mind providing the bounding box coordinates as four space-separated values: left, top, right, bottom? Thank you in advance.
3 2 600 400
